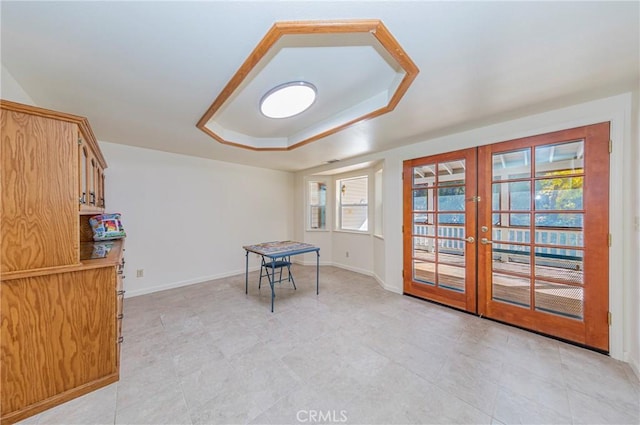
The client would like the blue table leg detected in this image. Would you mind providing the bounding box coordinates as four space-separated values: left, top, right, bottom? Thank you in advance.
245 250 249 294
316 251 320 295
270 257 276 312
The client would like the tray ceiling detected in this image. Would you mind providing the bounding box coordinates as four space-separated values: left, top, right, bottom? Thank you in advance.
197 20 418 151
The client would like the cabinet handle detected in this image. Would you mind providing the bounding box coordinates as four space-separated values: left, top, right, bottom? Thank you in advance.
80 192 86 204
117 290 126 296
117 336 124 344
117 314 124 320
90 192 96 205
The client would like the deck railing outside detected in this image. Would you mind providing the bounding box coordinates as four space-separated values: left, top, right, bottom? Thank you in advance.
413 224 583 269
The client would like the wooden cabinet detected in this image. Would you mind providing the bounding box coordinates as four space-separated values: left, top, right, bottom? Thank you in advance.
0 100 122 425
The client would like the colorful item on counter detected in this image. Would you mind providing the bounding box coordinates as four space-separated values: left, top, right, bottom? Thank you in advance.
89 213 126 241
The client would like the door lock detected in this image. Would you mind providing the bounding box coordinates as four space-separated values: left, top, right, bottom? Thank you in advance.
481 226 488 233
466 237 475 244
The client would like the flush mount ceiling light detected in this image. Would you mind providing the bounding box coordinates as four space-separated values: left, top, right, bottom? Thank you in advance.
260 81 317 119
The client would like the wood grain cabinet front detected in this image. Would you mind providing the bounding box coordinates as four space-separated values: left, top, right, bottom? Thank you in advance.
0 100 118 425
0 267 119 424
1 106 79 273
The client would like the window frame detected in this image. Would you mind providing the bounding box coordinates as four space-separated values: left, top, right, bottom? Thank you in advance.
336 174 369 233
306 179 329 232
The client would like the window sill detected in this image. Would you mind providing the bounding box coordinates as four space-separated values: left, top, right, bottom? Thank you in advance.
306 229 330 232
333 229 371 236
374 234 384 240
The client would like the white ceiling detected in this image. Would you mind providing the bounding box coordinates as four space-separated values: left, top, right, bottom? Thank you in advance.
1 1 638 172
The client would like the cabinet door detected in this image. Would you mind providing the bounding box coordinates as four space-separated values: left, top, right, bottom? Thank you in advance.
78 139 105 213
1 110 79 272
1 268 117 418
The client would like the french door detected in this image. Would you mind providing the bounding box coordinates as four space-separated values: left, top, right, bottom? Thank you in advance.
403 123 610 351
403 148 478 312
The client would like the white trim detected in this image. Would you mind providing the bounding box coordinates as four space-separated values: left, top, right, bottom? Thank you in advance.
293 258 332 267
331 262 373 277
628 356 640 381
373 271 401 294
333 230 371 236
124 266 261 298
607 93 630 362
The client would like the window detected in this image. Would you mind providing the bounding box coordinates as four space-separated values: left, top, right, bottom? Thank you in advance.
337 175 368 231
308 181 327 230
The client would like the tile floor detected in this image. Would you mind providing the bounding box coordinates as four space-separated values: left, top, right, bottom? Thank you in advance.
18 266 640 425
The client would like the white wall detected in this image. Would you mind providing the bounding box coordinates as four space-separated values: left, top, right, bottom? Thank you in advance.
630 91 640 378
99 142 294 297
297 92 639 368
1 64 35 105
331 231 374 275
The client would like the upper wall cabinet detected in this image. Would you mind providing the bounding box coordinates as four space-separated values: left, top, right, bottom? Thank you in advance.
1 100 107 272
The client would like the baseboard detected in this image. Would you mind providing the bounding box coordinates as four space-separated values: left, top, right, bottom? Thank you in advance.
375 274 402 295
124 267 260 298
124 262 402 299
292 260 402 293
292 259 333 267
627 354 640 381
330 262 374 277
372 272 385 288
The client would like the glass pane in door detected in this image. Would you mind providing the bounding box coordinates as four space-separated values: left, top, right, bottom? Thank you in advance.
413 236 435 285
490 149 534 308
492 273 531 307
411 159 467 293
535 140 584 177
534 280 583 319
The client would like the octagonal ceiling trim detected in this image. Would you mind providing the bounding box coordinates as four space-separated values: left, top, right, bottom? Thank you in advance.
196 19 419 151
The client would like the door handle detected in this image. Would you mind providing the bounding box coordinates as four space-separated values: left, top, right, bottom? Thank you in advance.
466 237 475 244
481 238 493 245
